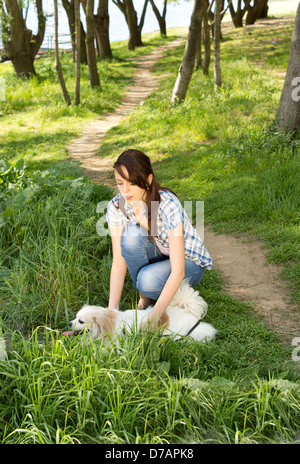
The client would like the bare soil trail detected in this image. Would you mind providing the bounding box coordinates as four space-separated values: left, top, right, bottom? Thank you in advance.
68 36 185 186
67 24 299 345
203 228 299 343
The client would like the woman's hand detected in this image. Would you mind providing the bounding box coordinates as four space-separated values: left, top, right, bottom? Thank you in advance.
108 224 126 310
140 307 161 331
140 306 169 332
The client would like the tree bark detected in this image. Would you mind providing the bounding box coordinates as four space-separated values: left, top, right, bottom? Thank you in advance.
85 0 101 88
214 0 221 88
94 0 113 59
125 0 146 50
229 0 251 28
61 0 88 63
246 0 269 26
171 0 203 104
202 0 210 75
195 6 202 70
125 0 139 50
276 3 300 131
75 0 81 105
112 0 147 50
61 0 76 59
149 0 167 36
0 0 45 79
54 0 72 105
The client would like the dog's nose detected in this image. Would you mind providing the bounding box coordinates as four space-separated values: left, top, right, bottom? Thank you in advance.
69 322 72 328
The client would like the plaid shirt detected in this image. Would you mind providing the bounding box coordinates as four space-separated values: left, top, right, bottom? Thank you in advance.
106 190 213 270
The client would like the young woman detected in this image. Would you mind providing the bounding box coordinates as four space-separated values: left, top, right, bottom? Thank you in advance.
106 149 213 330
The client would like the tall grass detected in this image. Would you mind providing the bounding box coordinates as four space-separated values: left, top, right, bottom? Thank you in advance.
1 327 299 444
0 160 113 333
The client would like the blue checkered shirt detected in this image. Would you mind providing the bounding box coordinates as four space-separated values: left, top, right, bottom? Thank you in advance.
106 190 213 270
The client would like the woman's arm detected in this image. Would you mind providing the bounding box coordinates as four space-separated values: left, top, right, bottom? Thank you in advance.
108 224 127 310
143 223 185 329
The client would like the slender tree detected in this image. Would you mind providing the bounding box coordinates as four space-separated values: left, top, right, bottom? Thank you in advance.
171 0 203 104
246 0 269 26
194 5 202 70
54 0 71 105
0 0 45 78
149 0 167 36
94 0 113 59
229 0 251 28
112 0 148 50
61 0 88 63
213 0 221 88
276 3 300 131
202 0 210 75
75 0 81 105
85 0 101 88
202 0 231 76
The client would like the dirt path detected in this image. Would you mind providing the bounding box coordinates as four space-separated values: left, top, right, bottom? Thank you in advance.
67 29 299 345
203 228 299 343
68 36 185 185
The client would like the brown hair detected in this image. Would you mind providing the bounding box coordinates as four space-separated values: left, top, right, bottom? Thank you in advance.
113 149 170 239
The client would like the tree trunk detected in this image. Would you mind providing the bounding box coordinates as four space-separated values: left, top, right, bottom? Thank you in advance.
86 0 101 88
171 0 203 104
195 7 202 70
94 0 113 59
61 0 76 60
75 0 81 105
260 1 269 19
246 0 269 26
214 0 221 88
202 0 210 75
112 0 147 50
54 0 72 106
61 0 88 63
80 22 88 64
276 3 300 131
149 0 167 36
0 0 45 79
229 0 251 28
137 0 148 44
124 0 143 50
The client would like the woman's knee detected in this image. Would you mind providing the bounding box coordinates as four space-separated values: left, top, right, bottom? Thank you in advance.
184 263 205 287
136 265 168 300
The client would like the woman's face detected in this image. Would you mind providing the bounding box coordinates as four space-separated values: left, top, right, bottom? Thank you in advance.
115 165 151 204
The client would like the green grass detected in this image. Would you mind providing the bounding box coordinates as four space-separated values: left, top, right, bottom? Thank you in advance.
1 260 299 444
0 21 300 444
0 32 179 171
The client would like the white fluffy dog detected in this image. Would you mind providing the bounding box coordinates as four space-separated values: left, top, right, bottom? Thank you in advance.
68 280 217 344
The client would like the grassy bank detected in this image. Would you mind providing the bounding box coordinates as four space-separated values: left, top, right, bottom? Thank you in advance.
0 20 299 444
1 325 299 444
0 33 179 170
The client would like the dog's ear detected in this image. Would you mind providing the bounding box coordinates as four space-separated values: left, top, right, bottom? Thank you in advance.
91 315 101 340
91 309 117 340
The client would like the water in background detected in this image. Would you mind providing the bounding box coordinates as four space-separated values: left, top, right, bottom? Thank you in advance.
26 0 194 50
1 0 298 50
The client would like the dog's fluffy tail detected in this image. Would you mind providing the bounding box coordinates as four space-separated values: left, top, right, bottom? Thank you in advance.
170 279 208 320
